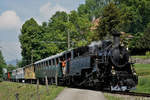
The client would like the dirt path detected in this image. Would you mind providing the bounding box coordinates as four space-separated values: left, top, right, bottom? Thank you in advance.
54 88 107 100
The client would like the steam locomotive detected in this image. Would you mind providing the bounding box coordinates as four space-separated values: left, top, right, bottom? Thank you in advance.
4 31 138 92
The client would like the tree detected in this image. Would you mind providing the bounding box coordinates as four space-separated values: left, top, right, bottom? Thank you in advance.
141 23 150 49
45 11 92 51
128 22 150 55
69 11 92 47
19 18 43 65
0 50 7 79
78 0 112 20
97 2 121 40
6 64 16 72
114 0 150 33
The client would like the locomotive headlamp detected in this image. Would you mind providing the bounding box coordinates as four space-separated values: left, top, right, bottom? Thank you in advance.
111 66 116 75
133 72 137 75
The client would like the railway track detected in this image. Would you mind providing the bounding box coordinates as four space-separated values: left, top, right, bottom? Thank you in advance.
108 91 150 97
73 86 150 98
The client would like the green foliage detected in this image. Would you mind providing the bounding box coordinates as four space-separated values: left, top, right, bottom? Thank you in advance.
19 18 44 65
6 64 16 72
141 23 150 49
129 22 150 53
16 60 23 68
115 0 150 33
97 2 120 40
78 0 112 20
0 50 7 79
129 32 144 50
146 51 150 58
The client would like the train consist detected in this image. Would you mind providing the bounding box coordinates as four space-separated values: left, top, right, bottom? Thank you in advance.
4 31 138 91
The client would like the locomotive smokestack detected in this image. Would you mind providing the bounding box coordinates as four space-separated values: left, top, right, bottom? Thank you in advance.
112 31 121 47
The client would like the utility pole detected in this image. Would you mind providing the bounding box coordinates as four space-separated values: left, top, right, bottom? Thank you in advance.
67 15 70 49
16 59 18 68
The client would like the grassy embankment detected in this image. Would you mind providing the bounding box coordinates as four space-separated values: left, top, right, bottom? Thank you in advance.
132 55 149 59
0 81 64 100
105 63 150 100
133 64 150 93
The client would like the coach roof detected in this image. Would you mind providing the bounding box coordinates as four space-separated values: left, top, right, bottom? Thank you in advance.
34 49 72 64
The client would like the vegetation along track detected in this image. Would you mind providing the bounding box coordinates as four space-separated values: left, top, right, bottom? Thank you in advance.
108 92 150 97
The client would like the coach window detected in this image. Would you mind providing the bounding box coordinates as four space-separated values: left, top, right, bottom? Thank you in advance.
45 61 47 66
44 62 46 69
41 62 43 69
43 62 45 67
73 49 78 58
39 64 40 70
47 60 49 66
40 64 42 70
46 61 48 69
40 66 42 70
55 58 57 65
38 64 39 71
49 60 51 66
49 60 51 70
44 61 46 69
47 61 48 65
52 59 55 66
56 58 57 65
56 58 59 65
35 64 38 70
37 64 39 70
40 63 42 69
55 58 57 66
45 61 47 67
43 62 45 69
67 52 71 59
38 65 40 70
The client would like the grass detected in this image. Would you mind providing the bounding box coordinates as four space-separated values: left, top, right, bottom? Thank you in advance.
131 64 150 93
0 81 64 100
104 93 124 100
134 64 150 76
132 55 149 59
104 93 150 100
132 75 150 93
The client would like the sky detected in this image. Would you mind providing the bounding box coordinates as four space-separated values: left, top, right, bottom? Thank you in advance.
0 0 85 63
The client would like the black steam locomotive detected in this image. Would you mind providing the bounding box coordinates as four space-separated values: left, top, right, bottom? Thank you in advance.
5 31 138 92
62 31 138 91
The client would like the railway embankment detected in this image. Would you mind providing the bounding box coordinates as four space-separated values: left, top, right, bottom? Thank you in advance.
131 56 150 64
0 81 64 100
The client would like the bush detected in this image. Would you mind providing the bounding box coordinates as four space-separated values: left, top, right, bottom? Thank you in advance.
145 51 150 58
0 78 2 82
